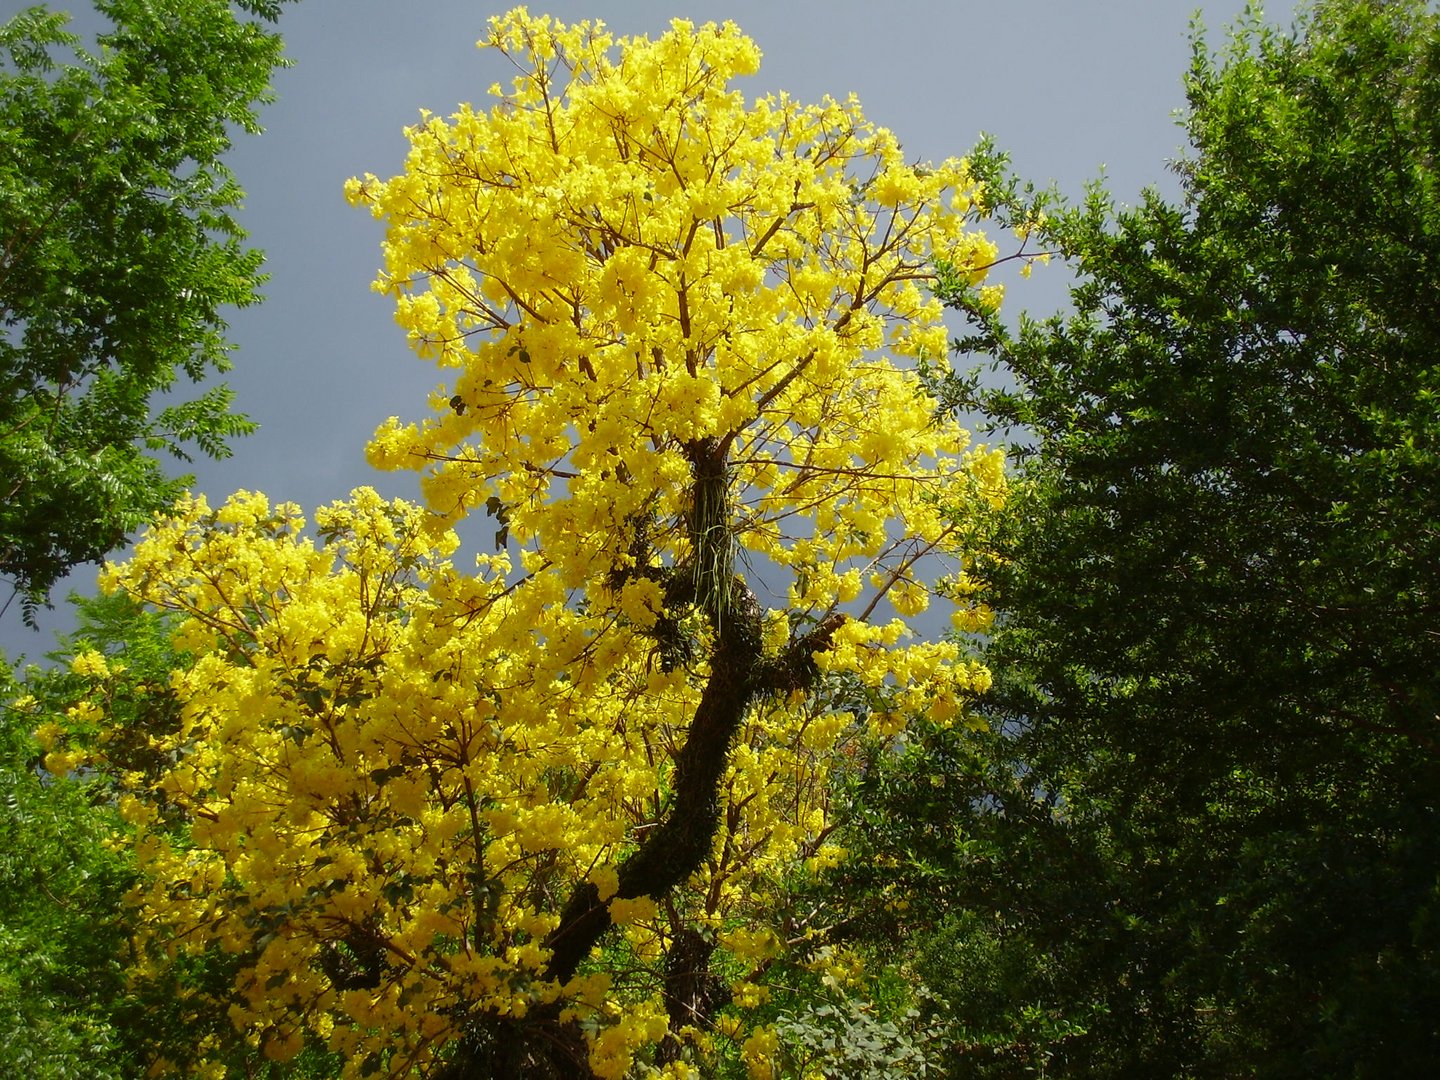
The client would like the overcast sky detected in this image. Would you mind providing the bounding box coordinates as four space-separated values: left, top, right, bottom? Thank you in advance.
3 0 1303 659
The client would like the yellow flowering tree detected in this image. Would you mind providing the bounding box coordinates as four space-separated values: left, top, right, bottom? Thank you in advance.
84 10 1009 1078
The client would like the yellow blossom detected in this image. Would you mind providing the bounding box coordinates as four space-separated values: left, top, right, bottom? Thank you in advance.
69 649 111 679
85 9 1011 1077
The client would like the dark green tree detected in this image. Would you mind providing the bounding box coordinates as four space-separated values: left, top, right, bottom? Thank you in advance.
0 0 292 620
864 1 1440 1074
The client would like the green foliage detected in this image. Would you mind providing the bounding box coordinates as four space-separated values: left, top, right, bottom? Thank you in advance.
824 722 1113 1077
0 0 292 619
889 1 1440 1074
775 995 943 1079
1 638 134 1077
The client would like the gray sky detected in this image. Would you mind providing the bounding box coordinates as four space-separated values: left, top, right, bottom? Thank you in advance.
3 0 1300 659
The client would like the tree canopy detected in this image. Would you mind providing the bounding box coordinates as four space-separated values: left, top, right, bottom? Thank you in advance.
882 0 1440 1072
39 10 1007 1077
0 0 291 619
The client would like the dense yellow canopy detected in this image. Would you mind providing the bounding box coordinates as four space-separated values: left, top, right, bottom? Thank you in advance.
94 10 1005 1077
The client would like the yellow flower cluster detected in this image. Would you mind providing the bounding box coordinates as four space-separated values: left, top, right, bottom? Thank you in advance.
351 10 999 613
91 9 1009 1076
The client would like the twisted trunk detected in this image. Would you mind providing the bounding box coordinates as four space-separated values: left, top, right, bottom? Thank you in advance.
439 438 843 1078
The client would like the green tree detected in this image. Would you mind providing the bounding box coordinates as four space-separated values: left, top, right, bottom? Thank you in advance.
0 0 292 620
1 654 131 1080
881 1 1440 1074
